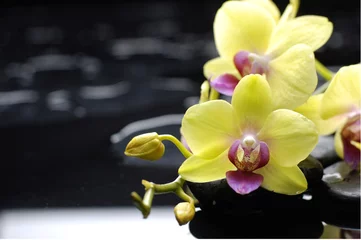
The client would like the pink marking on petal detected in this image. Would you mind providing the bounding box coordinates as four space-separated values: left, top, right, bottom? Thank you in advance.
341 114 360 169
226 170 263 195
233 51 252 77
228 139 241 162
254 141 270 170
342 138 360 170
228 140 270 172
210 73 239 96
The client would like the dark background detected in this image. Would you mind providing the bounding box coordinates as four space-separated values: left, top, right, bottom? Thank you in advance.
0 0 359 210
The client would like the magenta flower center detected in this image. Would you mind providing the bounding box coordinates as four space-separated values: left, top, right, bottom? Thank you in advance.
233 51 269 77
342 112 361 144
228 135 270 172
340 112 361 170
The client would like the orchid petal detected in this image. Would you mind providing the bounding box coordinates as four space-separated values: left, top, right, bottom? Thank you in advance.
321 64 361 119
295 94 345 135
268 44 318 110
258 109 318 167
267 16 333 57
178 149 236 183
226 170 263 195
203 57 240 79
214 1 275 59
254 159 307 195
181 100 240 158
243 0 280 22
231 74 273 131
210 74 239 96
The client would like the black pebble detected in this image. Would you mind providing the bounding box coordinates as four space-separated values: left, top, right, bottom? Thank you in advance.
310 135 341 168
313 161 360 229
187 157 323 216
189 209 324 239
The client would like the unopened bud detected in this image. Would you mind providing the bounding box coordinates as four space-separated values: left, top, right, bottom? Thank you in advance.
124 132 165 160
174 202 195 226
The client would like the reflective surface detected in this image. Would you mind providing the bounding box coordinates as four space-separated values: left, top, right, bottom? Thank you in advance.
0 1 359 239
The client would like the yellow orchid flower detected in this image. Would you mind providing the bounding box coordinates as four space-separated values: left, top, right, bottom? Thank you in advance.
178 74 318 195
296 64 360 169
204 0 333 110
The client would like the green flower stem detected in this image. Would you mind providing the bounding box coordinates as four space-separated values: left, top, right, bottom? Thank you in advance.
132 176 198 218
209 88 220 100
200 81 210 103
142 176 196 204
142 176 184 193
131 189 154 218
159 134 192 158
313 80 330 95
315 59 334 81
175 187 195 205
143 187 155 207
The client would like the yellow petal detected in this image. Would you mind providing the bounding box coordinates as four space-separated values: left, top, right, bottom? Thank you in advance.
231 74 273 131
257 109 319 167
214 1 275 59
267 16 333 57
203 57 240 79
295 94 345 135
243 0 280 22
321 64 361 119
254 159 307 195
178 149 236 183
181 100 240 158
268 44 318 110
334 127 344 159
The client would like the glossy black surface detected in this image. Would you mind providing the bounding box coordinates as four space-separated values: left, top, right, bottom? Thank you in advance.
0 1 359 238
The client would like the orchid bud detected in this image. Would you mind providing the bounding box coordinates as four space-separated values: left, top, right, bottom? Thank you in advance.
174 202 195 226
124 132 165 160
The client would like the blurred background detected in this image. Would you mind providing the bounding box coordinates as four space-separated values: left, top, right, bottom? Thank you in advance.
0 0 359 238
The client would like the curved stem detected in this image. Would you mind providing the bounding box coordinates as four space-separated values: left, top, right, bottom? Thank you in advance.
315 59 334 81
131 190 153 218
142 176 184 193
142 176 195 204
159 134 192 158
175 187 194 204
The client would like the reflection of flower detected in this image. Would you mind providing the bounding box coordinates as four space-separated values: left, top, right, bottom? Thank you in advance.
204 0 333 109
178 74 318 195
296 64 361 169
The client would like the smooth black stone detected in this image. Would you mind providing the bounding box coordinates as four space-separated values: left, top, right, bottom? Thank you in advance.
187 158 323 216
187 179 317 217
310 135 341 168
313 162 360 229
189 209 324 239
299 156 324 188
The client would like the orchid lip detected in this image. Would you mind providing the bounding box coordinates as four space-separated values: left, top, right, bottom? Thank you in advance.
209 73 239 96
341 112 361 169
233 51 269 77
228 137 270 172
